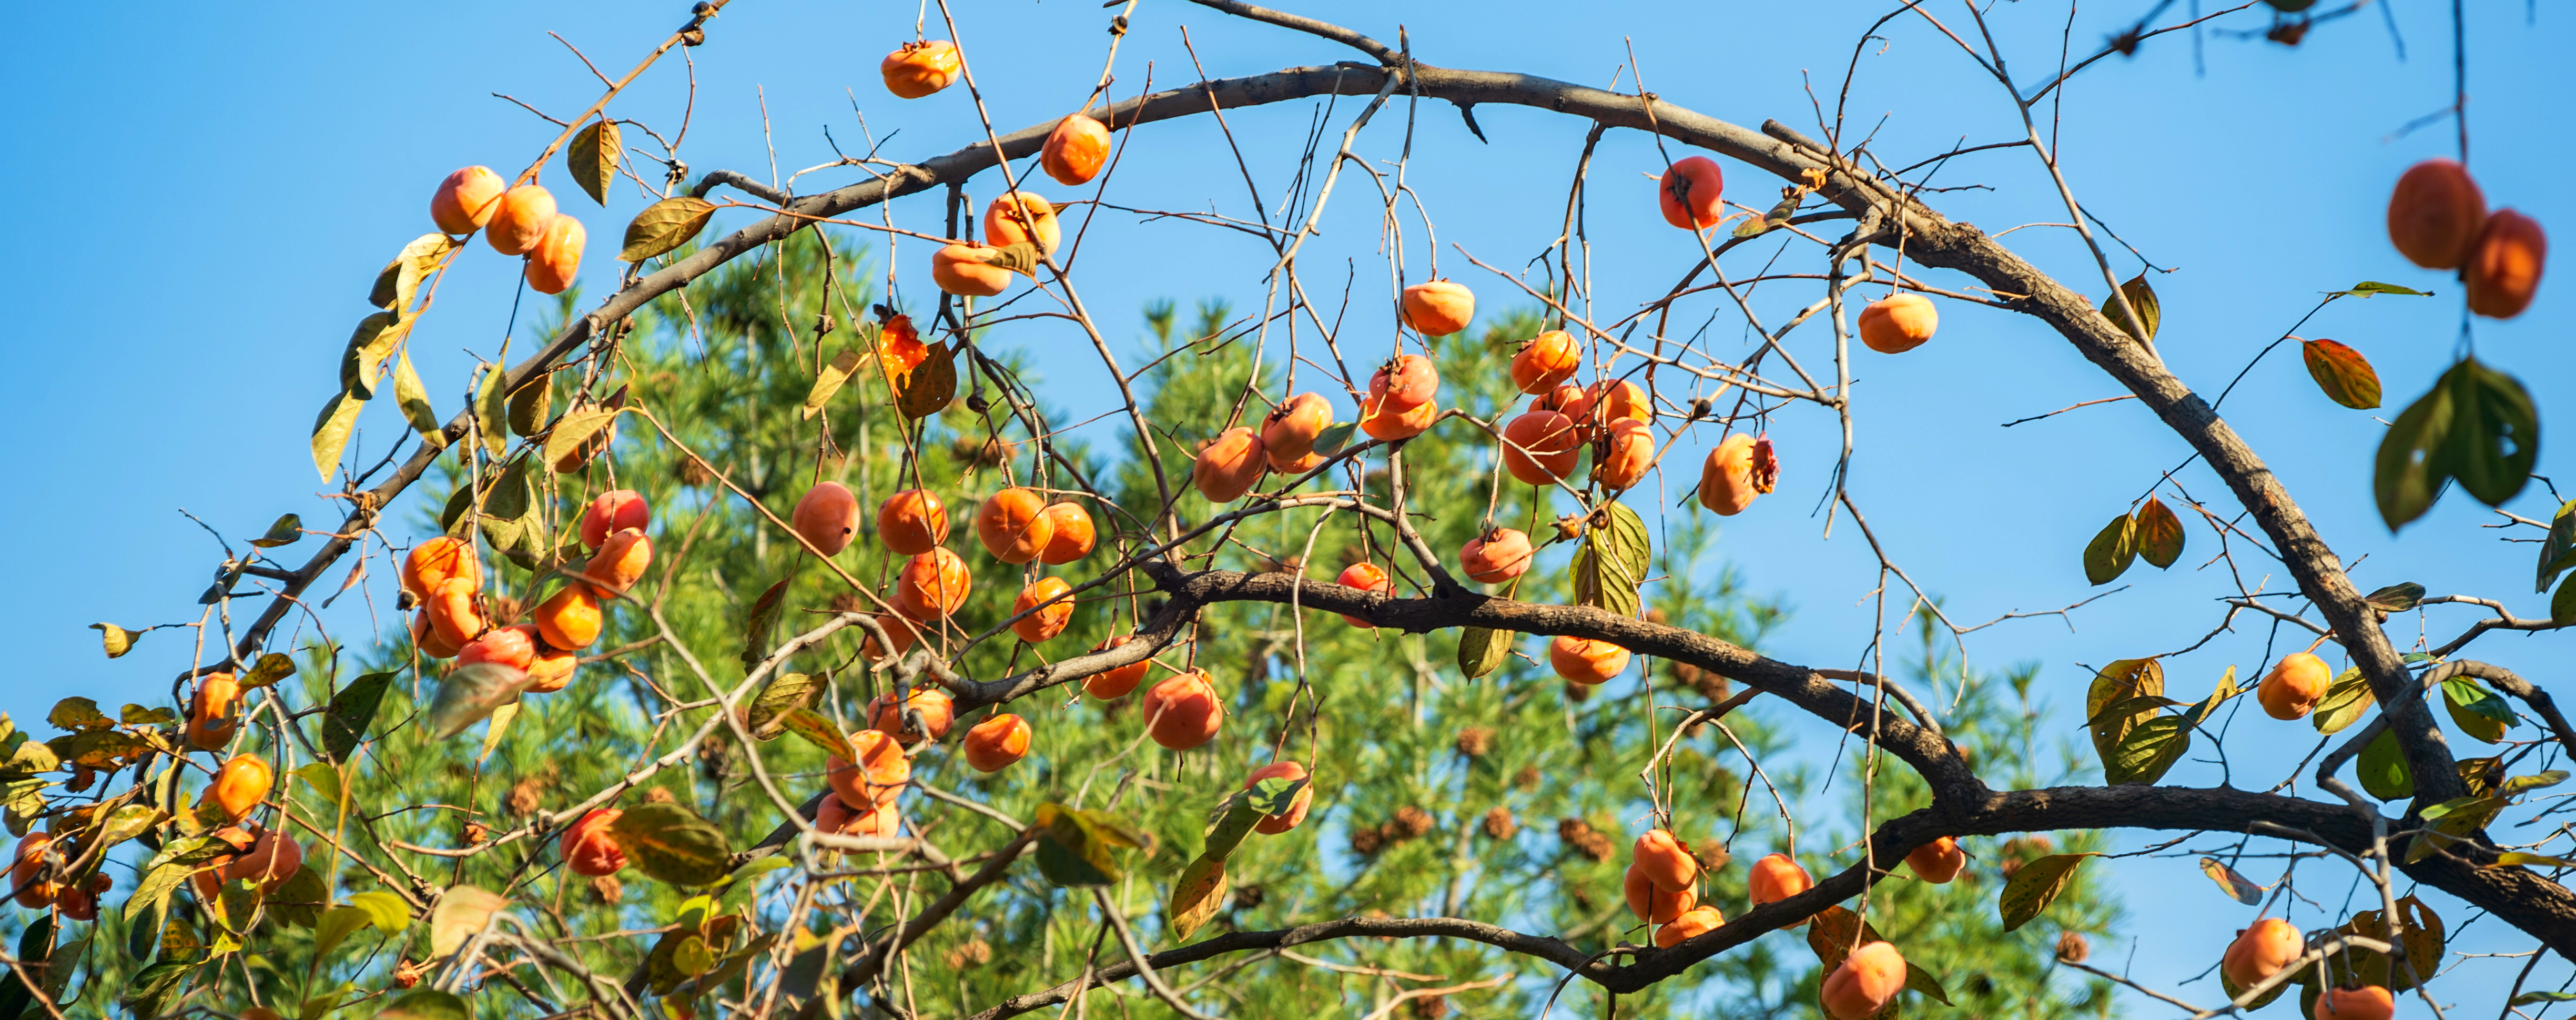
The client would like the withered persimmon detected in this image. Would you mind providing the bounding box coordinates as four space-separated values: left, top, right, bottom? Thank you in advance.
1037 503 1095 564
561 809 628 877
1041 113 1112 185
877 488 949 556
982 191 1061 258
486 184 557 257
1658 156 1726 230
1336 562 1392 628
1513 330 1581 393
1193 427 1269 502
2386 158 2487 270
1698 433 1777 516
431 166 507 235
1458 528 1534 584
879 41 962 99
962 713 1033 773
1139 671 1224 750
895 548 972 620
525 213 585 295
1857 293 1938 354
580 490 650 550
1012 577 1076 644
1263 392 1333 473
1401 280 1475 336
931 244 1012 297
977 487 1057 564
793 481 863 556
1085 635 1153 699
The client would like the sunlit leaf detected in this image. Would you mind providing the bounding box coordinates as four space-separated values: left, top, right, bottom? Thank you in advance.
312 390 364 482
1457 627 1510 680
49 697 114 732
474 340 511 457
423 663 531 740
2538 500 2576 594
1165 855 1229 942
2084 658 2163 765
568 118 622 206
2134 497 2184 569
1309 422 1360 460
2082 511 2137 585
506 373 552 438
2502 770 2569 795
2102 273 2159 344
2362 582 2425 614
2338 281 2432 296
369 234 460 321
746 673 824 741
2300 339 2381 409
544 406 622 472
1571 501 1650 618
608 802 734 887
620 196 718 262
241 651 297 689
2104 714 2189 786
348 890 411 933
249 514 303 549
2197 856 2264 905
1996 852 2099 932
2312 668 2375 735
802 348 868 421
89 623 139 659
2442 676 2517 743
895 340 957 420
1032 803 1152 887
380 989 469 1020
2489 852 2576 870
2357 728 2415 800
392 348 445 451
780 708 857 762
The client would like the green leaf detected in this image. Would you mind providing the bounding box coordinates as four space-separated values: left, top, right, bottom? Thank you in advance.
2374 369 2457 531
1198 791 1265 862
2442 676 2517 743
2357 728 2415 800
1032 803 1151 887
2501 770 2569 795
2490 852 2576 870
270 863 329 927
2313 668 2376 735
506 372 552 438
1457 627 1510 680
248 514 303 549
895 340 958 420
341 312 413 401
369 233 460 321
780 708 857 762
620 196 718 262
2339 281 2432 296
2083 511 2137 585
741 578 790 670
2104 714 2189 786
802 348 868 420
2084 658 2164 765
543 406 623 471
2362 582 2425 614
1165 855 1229 942
2197 856 2264 905
2177 665 2240 731
348 890 412 933
379 989 471 1020
49 696 113 732
2440 357 2540 509
608 802 735 887
2300 339 2382 409
122 959 199 1018
1571 502 1650 618
746 673 824 740
89 622 139 659
2133 497 2184 569
321 672 395 762
241 651 297 689
423 663 531 740
2556 574 2576 625
2537 500 2576 593
393 348 445 451
293 761 345 808
2102 272 2160 344
567 118 621 206
1309 422 1360 460
311 390 364 482
1903 962 1954 1007
315 906 376 958
474 340 512 457
126 877 170 962
1247 775 1309 818
1995 852 2099 932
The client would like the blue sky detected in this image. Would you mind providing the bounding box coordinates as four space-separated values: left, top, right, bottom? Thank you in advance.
4 0 2569 1014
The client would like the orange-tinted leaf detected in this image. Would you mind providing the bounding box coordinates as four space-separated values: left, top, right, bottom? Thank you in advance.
2134 497 2184 569
2302 339 2381 409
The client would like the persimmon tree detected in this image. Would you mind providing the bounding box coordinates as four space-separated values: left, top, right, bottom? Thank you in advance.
3 0 2563 1018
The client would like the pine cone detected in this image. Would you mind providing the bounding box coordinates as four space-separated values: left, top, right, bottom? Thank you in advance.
1480 806 1517 840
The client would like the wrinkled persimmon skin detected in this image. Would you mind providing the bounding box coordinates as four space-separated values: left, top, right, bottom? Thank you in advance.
411 609 464 659
486 184 557 257
1085 635 1152 699
1659 156 1727 229
1012 577 1075 643
2387 158 2487 270
1699 433 1778 516
2313 985 2395 1020
1041 113 1112 186
1401 280 1476 336
1857 293 1939 354
2222 917 2305 990
895 548 972 620
868 686 955 742
188 672 241 751
1459 528 1535 584
1244 761 1314 834
1634 829 1699 892
1821 942 1908 1020
586 528 653 593
982 191 1061 258
1747 852 1814 911
431 166 508 235
525 213 585 295
1337 562 1391 628
1038 503 1095 564
1906 836 1966 883
534 582 602 650
2466 209 2546 320
1370 355 1440 408
932 244 1012 297
1595 418 1655 491
1513 330 1581 394
962 713 1034 773
1626 863 1698 924
427 576 487 647
1140 671 1225 750
224 828 304 892
561 809 629 877
827 730 912 810
879 41 962 99
2258 652 2332 721
1358 393 1438 441
877 489 949 556
1654 905 1725 948
1550 635 1631 684
581 490 650 550
1502 410 1581 486
404 536 481 598
458 624 541 673
1193 427 1269 502
206 754 273 823
793 481 863 556
977 488 1057 564
1262 392 1333 474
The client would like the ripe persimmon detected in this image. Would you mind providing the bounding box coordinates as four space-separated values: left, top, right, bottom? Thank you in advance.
1698 433 1777 516
431 166 507 235
9 834 56 908
793 481 863 556
877 488 949 556
880 41 962 99
1820 942 1908 1020
931 244 1012 297
1513 330 1581 394
1550 635 1630 684
1041 113 1112 185
457 624 541 673
895 548 972 620
534 582 602 650
2386 158 2487 270
977 487 1057 564
1038 503 1094 564
867 686 956 742
1358 393 1438 441
580 490 649 549
1906 836 1965 884
525 213 585 295
486 184 557 257
1626 863 1697 924
1634 829 1699 892
1262 392 1333 473
1857 293 1938 354
1140 671 1224 750
1193 427 1269 502
2222 918 2304 990
2313 985 2394 1020
222 828 303 892
859 612 922 664
525 646 578 693
561 809 628 877
1370 355 1439 408
982 191 1061 258
426 576 487 647
205 754 272 823
411 609 464 659
1502 410 1581 486
187 671 241 751
1085 635 1152 699
404 536 481 598
585 528 652 594
1012 577 1075 643
1595 418 1655 491
2258 653 2331 721
962 714 1033 772
1747 852 1813 911
1658 156 1726 230
1459 528 1534 584
1654 905 1725 947
1401 280 1475 336
826 729 911 810
1337 562 1391 628
2466 209 2546 319
1244 761 1314 834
